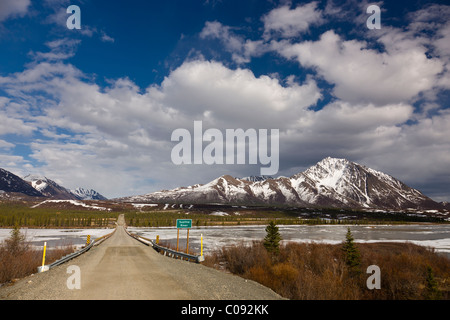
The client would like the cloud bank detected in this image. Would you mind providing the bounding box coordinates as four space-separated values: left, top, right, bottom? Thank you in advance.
0 1 449 201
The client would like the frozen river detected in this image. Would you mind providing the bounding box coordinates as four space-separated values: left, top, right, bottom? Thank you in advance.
1 224 449 258
0 228 113 249
129 224 450 258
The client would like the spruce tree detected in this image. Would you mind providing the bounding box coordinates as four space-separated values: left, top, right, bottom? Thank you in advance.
263 221 282 255
425 266 442 300
342 227 361 276
5 223 26 254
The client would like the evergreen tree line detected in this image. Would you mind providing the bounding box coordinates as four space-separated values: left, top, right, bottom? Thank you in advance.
0 206 117 228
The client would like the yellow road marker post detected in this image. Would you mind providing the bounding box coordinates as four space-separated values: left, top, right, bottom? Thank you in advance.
41 242 47 267
186 228 190 254
201 234 203 257
199 234 205 262
38 242 49 273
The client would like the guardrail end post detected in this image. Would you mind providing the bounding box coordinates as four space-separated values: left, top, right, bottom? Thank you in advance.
37 265 49 273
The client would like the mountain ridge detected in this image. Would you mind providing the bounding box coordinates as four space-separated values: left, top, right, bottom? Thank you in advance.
119 157 444 211
0 168 106 201
0 169 44 198
23 175 79 200
0 158 445 211
71 187 108 200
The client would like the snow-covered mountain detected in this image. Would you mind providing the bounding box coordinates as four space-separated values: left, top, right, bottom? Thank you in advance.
120 157 442 210
0 168 107 201
23 175 79 200
71 187 108 200
0 169 44 197
289 157 439 209
24 176 107 201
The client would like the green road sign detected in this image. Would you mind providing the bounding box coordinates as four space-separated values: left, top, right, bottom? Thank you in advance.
177 219 192 229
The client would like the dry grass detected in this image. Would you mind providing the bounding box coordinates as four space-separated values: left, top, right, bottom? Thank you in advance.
204 241 450 300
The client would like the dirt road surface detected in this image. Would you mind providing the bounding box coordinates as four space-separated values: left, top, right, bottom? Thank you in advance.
0 215 283 300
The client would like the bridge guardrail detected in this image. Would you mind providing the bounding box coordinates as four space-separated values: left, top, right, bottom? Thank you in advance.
49 240 95 269
44 229 116 270
151 239 205 263
126 229 204 263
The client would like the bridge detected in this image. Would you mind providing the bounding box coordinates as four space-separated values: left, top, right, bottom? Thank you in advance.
0 215 282 300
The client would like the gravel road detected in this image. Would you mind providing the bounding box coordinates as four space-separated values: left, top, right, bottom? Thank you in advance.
0 215 283 300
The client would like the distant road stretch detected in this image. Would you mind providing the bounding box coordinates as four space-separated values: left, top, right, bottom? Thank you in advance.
0 215 282 300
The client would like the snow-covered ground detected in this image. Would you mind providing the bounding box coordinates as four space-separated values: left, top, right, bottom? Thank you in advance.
31 199 111 211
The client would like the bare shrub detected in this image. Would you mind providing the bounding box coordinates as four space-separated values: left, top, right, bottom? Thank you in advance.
205 240 450 300
0 227 74 285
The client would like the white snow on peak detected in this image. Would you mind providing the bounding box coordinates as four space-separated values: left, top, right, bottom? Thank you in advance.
304 157 348 189
23 175 49 192
71 187 106 200
32 180 48 192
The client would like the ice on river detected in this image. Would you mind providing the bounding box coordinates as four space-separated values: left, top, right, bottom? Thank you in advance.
128 224 450 258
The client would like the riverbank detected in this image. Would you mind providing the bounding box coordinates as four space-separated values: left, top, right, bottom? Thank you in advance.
203 239 450 300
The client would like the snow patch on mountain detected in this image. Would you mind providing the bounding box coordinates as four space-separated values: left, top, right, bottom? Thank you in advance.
71 187 107 200
23 174 79 200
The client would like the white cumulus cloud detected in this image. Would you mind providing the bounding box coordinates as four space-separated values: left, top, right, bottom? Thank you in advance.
0 0 30 22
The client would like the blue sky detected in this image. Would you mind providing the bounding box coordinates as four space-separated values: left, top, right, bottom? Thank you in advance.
0 0 450 201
